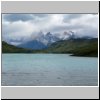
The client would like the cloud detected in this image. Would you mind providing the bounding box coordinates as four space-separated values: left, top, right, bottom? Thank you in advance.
2 14 34 22
2 14 98 45
63 14 82 23
32 14 48 18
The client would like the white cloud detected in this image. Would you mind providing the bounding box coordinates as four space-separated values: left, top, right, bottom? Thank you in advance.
2 14 98 44
2 21 34 39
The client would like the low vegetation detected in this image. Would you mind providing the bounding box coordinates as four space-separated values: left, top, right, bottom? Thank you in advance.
2 38 98 57
46 38 98 57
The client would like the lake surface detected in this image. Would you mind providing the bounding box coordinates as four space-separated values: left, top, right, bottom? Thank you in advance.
2 54 98 86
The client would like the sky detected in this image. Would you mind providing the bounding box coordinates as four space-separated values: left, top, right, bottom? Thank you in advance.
2 14 98 45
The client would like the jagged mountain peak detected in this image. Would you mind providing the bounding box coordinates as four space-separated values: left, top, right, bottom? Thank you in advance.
60 31 75 40
46 32 52 36
16 30 94 50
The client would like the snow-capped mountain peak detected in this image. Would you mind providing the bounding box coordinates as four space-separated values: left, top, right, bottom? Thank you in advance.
17 30 93 50
46 32 52 37
37 32 60 45
36 31 77 45
59 31 76 40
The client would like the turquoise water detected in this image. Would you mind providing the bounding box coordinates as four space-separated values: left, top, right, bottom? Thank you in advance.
2 54 98 86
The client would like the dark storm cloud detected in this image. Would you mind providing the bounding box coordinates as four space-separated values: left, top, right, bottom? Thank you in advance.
3 14 34 22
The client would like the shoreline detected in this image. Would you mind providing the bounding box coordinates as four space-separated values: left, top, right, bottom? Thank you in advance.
2 53 98 57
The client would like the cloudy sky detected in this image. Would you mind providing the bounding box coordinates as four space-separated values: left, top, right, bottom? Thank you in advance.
2 14 98 45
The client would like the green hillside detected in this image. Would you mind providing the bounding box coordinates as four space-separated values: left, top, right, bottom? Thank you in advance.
2 41 33 53
46 38 98 57
2 38 98 57
2 41 48 53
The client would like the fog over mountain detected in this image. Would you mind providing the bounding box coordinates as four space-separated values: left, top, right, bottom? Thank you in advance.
2 14 98 45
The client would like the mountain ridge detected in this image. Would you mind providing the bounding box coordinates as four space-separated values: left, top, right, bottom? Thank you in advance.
46 38 98 57
16 31 94 50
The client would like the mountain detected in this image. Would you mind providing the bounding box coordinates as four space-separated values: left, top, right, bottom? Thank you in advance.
2 41 48 53
17 31 75 50
46 38 98 57
17 32 60 50
2 41 33 53
37 32 60 45
5 30 96 51
18 40 46 50
59 31 77 40
36 30 89 46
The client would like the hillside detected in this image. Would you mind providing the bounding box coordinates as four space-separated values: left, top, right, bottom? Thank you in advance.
2 38 98 57
46 38 98 57
2 41 33 53
18 40 46 50
2 41 48 53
